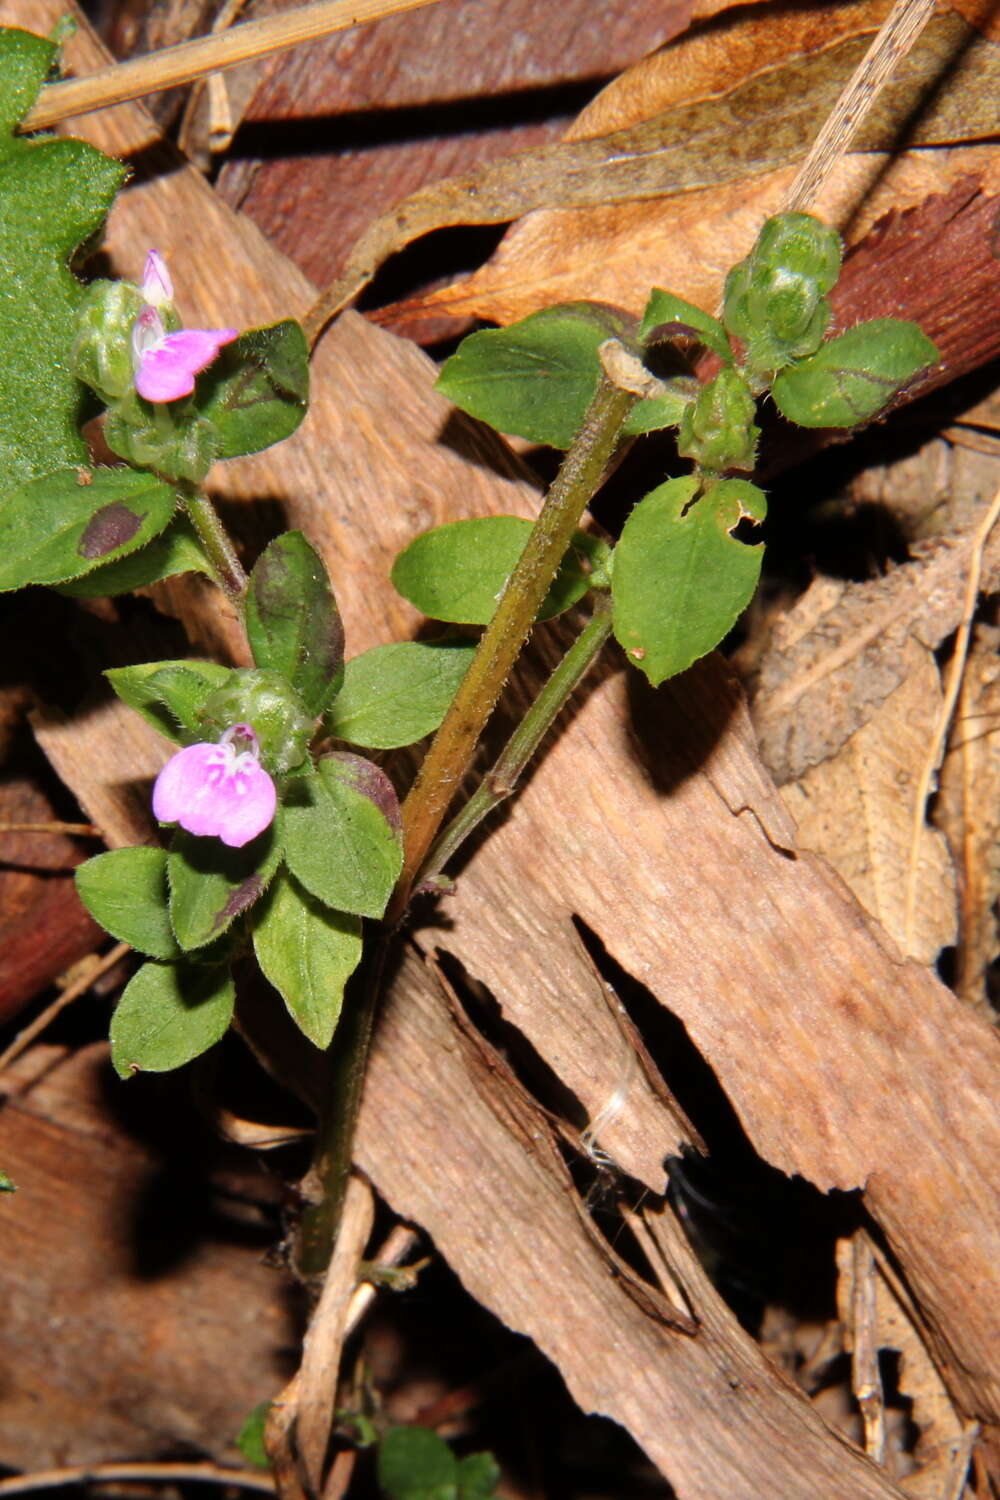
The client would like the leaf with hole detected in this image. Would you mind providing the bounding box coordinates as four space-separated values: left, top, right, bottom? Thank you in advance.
612 477 766 684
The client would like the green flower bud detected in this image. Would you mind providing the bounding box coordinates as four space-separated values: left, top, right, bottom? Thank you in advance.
198 669 314 774
676 368 759 473
104 397 220 484
72 281 144 402
724 213 843 374
73 280 182 404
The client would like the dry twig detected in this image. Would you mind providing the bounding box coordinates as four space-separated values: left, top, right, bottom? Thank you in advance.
0 1463 275 1497
904 484 1000 953
21 0 444 131
0 942 130 1075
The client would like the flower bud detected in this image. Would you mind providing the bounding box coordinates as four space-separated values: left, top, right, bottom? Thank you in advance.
72 280 145 402
724 213 843 374
198 669 314 773
676 368 759 473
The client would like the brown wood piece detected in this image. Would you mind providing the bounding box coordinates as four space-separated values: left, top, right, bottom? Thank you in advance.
7 0 1000 1481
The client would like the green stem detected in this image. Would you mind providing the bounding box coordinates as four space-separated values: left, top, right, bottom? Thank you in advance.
420 592 614 885
294 934 386 1281
179 484 248 605
388 370 635 924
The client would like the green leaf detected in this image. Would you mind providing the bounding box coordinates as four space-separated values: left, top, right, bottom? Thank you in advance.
391 516 591 625
252 871 362 1049
377 1428 457 1500
75 847 180 959
196 320 309 460
110 960 234 1078
639 288 732 363
282 759 402 919
168 822 282 951
0 466 177 592
236 1403 272 1471
622 389 691 437
456 1454 501 1500
106 658 232 743
246 531 344 714
325 639 477 749
0 27 125 501
612 476 766 685
770 318 939 428
0 1170 16 1193
57 515 211 597
436 303 630 449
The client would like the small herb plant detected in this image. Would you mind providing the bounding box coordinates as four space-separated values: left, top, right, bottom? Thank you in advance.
2 22 937 1229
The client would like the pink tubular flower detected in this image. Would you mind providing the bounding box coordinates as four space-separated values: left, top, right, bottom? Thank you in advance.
132 305 239 403
152 724 276 848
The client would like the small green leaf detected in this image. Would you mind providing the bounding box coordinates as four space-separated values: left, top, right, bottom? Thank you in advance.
456 1453 501 1500
622 389 691 437
639 288 732 363
771 318 939 428
391 516 591 625
246 532 344 714
612 476 766 685
0 27 125 499
196 320 309 460
0 1170 16 1193
0 467 177 592
236 1403 272 1470
436 303 630 448
106 658 232 743
75 847 180 959
168 822 282 951
110 960 234 1077
282 760 402 919
58 515 211 597
377 1427 457 1500
252 871 362 1049
326 639 477 749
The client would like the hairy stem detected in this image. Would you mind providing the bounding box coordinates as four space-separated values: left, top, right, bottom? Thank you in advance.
179 485 248 605
421 592 614 885
388 370 635 924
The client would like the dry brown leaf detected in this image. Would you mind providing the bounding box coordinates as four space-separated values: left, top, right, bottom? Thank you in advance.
751 528 1000 786
376 4 1000 326
781 639 956 964
836 1235 964 1494
937 624 1000 1011
316 3 1000 331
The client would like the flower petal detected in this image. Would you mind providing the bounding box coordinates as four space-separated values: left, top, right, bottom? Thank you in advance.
142 250 174 306
135 328 239 403
152 741 277 848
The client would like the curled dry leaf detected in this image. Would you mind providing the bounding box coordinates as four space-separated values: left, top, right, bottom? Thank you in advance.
780 639 957 966
750 527 1000 787
368 1 1000 330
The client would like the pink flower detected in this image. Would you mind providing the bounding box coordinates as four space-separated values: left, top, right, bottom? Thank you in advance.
131 305 238 404
152 724 276 848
